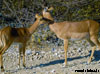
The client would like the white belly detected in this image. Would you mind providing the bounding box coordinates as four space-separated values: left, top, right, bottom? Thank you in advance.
68 32 89 41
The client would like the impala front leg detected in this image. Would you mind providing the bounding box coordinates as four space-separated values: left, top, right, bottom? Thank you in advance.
0 54 4 72
22 43 26 67
88 46 96 64
18 43 26 67
18 43 23 67
64 39 68 66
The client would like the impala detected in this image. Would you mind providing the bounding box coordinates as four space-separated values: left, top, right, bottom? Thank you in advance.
42 7 100 66
0 14 47 72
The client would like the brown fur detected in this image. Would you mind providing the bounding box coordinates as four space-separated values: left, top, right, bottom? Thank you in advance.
42 7 100 66
0 14 46 72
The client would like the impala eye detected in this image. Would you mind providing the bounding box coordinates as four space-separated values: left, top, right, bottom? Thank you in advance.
50 10 53 13
40 18 43 21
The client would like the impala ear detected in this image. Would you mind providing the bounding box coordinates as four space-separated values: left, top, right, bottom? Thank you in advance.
48 7 54 11
35 14 43 20
35 14 39 18
43 6 54 12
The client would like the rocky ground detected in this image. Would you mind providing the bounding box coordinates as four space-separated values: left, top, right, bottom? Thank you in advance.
1 39 100 74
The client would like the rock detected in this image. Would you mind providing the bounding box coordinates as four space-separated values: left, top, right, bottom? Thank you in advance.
32 51 36 55
51 69 56 73
51 48 56 52
41 51 45 54
55 53 58 56
33 72 36 74
77 48 82 52
35 51 40 55
26 50 32 55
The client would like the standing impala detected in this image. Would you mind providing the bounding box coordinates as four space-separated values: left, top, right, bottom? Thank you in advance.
42 7 100 66
0 14 47 72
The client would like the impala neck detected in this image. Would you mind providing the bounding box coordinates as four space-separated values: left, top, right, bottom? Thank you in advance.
28 19 40 34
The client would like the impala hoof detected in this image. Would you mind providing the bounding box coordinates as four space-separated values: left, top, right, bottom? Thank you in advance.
87 60 92 64
23 64 26 68
1 67 4 72
62 62 67 68
18 63 20 67
87 58 92 64
87 61 91 64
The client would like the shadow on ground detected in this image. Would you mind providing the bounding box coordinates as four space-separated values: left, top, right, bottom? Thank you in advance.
6 50 100 73
34 50 100 68
92 50 100 61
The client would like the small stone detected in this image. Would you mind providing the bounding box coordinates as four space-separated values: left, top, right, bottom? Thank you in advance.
32 51 36 55
35 51 40 55
77 48 82 52
33 72 36 74
51 69 56 73
51 48 56 52
55 53 58 56
41 51 45 54
26 50 32 55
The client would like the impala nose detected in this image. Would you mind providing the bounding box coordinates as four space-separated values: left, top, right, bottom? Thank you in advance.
34 18 36 21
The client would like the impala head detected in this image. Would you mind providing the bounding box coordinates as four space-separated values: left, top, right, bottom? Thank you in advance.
35 13 48 24
35 13 54 25
42 6 54 21
44 7 54 12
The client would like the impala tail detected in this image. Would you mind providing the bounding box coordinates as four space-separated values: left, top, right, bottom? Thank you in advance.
0 27 12 52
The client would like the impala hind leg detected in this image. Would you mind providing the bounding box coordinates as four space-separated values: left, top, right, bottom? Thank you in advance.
18 43 26 67
0 54 4 72
18 47 22 67
63 39 68 66
88 46 96 64
88 36 100 64
0 43 12 72
23 45 26 67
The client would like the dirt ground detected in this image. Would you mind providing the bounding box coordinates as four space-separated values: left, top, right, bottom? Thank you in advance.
0 40 100 74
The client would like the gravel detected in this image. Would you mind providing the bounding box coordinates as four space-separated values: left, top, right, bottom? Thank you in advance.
1 39 100 74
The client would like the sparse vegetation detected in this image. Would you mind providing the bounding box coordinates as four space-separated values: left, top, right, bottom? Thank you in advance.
0 0 100 45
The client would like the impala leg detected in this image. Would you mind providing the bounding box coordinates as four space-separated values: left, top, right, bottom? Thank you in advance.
22 43 26 67
0 54 4 72
0 43 12 72
88 36 100 63
88 46 96 64
87 39 96 64
18 43 23 67
64 39 68 66
19 47 22 67
18 43 26 67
